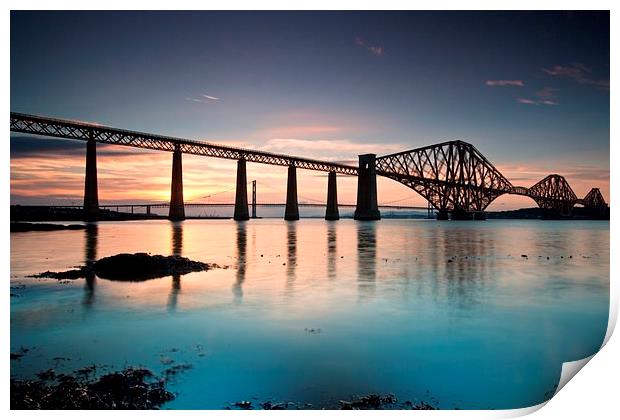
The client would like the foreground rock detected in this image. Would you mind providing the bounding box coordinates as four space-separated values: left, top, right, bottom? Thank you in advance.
11 367 174 409
32 253 220 281
94 253 214 281
11 222 86 232
230 394 437 410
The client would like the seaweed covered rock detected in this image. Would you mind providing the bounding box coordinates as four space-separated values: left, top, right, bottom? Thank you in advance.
11 367 174 409
93 253 211 281
32 253 218 281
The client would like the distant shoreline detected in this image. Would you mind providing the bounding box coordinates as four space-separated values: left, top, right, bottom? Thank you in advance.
10 205 609 221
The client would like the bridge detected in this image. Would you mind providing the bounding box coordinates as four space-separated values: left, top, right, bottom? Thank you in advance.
10 112 608 221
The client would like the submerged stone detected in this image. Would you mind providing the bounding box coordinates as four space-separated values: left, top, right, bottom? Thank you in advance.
32 253 220 281
10 222 86 232
94 253 212 281
31 269 86 280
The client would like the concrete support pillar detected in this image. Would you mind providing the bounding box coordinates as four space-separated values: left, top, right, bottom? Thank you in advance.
251 180 257 219
83 133 99 221
450 209 473 220
325 171 339 220
169 144 185 221
436 210 449 220
354 154 380 221
234 159 250 221
284 164 299 221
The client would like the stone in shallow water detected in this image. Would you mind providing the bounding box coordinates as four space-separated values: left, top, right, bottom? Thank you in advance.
31 253 221 281
93 253 213 281
10 222 87 232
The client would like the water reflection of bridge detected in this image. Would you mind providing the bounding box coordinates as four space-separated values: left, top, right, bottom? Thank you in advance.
79 220 505 310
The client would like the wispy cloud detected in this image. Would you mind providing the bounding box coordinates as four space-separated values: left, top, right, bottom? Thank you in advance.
543 63 609 90
486 80 524 87
355 37 384 57
517 87 559 106
185 93 221 104
260 138 405 162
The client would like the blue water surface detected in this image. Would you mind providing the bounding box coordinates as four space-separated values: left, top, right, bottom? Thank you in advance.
10 219 609 409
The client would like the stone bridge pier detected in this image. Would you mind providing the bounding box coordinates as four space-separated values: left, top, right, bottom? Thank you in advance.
83 131 99 221
169 144 185 221
285 164 299 221
325 171 339 220
354 154 380 221
234 158 250 221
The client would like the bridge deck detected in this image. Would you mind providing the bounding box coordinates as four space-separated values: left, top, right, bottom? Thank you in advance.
10 112 358 176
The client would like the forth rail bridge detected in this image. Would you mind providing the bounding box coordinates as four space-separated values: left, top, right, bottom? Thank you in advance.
10 112 608 222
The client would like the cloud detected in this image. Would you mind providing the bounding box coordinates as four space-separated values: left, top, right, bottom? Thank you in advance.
259 138 406 163
258 124 346 139
543 63 609 90
486 80 524 87
355 37 384 57
185 93 220 104
517 87 559 106
10 136 153 158
535 87 558 100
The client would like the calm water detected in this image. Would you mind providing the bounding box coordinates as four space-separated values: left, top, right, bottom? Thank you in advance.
10 219 609 409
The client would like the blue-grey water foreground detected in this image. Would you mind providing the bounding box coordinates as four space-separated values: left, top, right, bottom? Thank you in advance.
10 219 609 409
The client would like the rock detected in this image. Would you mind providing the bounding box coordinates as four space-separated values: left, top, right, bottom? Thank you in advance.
37 369 56 380
30 269 86 280
93 253 213 281
10 367 174 409
11 222 86 232
232 400 253 409
162 363 192 379
10 347 30 360
32 253 221 282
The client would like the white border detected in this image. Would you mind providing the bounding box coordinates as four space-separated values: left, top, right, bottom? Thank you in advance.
3 1 616 419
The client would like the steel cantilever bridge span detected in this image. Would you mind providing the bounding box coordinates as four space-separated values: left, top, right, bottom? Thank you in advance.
10 112 607 220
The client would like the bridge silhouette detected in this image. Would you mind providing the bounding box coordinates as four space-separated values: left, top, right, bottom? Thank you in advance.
10 112 607 221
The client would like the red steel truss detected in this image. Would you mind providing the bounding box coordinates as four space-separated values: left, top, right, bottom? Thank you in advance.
10 112 606 215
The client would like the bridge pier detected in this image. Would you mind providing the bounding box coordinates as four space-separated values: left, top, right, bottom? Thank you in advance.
169 144 185 221
83 133 99 221
354 154 380 221
234 159 250 221
251 180 257 219
436 210 449 220
285 164 299 221
325 171 339 221
450 209 474 220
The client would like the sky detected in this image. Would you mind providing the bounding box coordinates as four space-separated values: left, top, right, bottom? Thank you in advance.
10 11 610 210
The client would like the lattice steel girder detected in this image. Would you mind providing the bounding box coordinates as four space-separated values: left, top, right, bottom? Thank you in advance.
581 187 608 208
376 140 513 212
528 174 578 203
10 112 358 176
